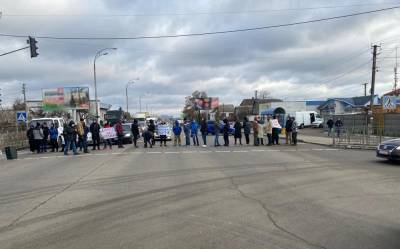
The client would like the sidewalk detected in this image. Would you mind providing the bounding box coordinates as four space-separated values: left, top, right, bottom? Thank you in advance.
298 134 379 150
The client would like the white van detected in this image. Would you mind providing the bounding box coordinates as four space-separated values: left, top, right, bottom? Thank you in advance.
292 111 323 129
30 118 65 139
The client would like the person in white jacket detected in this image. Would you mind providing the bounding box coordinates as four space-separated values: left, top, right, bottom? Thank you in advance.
257 120 265 146
157 121 169 147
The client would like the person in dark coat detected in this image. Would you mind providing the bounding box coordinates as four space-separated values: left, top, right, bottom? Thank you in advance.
285 116 293 145
243 117 251 145
64 121 78 156
42 122 50 152
327 118 334 137
335 118 344 137
131 119 140 148
200 118 207 147
32 123 44 153
223 119 230 146
90 120 101 150
26 124 35 152
234 119 242 145
148 119 156 145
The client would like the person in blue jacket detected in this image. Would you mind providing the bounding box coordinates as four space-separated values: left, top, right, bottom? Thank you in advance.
183 118 191 146
49 123 59 152
190 120 199 146
172 120 182 146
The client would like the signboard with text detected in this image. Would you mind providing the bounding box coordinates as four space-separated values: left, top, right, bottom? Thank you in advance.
42 87 90 111
100 127 117 140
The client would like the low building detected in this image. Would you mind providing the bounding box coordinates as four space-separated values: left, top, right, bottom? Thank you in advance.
318 96 379 115
236 98 282 120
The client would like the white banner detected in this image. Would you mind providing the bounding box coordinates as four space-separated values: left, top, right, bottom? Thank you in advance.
100 127 117 139
272 119 282 129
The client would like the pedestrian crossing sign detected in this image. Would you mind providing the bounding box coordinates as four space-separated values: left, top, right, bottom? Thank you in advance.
383 96 396 110
16 111 27 122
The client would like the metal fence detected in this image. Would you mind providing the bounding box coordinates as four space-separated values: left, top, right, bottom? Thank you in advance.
323 113 400 146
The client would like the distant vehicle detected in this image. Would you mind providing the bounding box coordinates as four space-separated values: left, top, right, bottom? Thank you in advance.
30 118 65 139
206 120 235 135
154 125 172 141
292 111 323 129
376 139 400 161
105 110 124 126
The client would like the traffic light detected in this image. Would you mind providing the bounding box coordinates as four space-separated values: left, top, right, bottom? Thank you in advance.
27 36 38 58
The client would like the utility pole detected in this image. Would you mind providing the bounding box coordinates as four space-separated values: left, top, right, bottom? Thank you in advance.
22 83 28 119
362 83 368 96
370 45 379 115
394 46 398 95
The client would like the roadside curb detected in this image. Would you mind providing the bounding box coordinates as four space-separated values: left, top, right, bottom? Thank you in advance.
298 139 376 151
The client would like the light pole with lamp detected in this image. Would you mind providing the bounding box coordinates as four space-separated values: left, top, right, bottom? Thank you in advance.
126 78 139 115
93 47 117 121
139 93 150 113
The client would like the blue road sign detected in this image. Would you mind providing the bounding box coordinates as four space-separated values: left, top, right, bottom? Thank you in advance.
16 111 27 122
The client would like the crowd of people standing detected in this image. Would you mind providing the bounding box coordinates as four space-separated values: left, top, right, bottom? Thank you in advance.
26 115 300 156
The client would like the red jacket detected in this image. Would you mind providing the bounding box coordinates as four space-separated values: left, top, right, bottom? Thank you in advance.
115 122 123 135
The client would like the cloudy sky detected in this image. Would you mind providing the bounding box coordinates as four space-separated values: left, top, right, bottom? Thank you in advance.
1 0 400 115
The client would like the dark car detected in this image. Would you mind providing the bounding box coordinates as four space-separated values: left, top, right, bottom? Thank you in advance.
122 123 134 144
376 139 400 161
206 120 235 135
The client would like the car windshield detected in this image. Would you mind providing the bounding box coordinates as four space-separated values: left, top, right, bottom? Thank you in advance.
30 119 53 127
122 125 131 132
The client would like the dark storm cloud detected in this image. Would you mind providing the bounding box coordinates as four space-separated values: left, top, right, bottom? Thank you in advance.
0 0 399 114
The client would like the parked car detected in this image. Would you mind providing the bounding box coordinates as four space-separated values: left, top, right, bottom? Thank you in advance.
122 123 134 144
376 139 400 161
30 118 65 140
206 120 235 135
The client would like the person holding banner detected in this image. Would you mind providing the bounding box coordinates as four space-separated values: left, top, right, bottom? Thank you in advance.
271 115 282 145
102 121 113 150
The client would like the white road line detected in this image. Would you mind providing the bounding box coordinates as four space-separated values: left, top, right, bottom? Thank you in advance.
215 151 231 153
198 151 212 153
251 149 266 152
264 150 280 152
182 151 196 154
146 151 162 154
311 149 325 151
324 148 339 151
231 150 248 153
283 149 297 152
165 151 179 154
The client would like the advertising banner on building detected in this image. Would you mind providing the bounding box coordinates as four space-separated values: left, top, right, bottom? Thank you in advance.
42 88 65 111
193 97 219 110
42 87 90 111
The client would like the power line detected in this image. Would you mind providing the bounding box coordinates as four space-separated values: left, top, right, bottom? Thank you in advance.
321 59 372 85
0 5 399 40
2 2 398 17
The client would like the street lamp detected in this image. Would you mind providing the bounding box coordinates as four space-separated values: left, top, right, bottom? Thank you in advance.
139 93 150 113
126 78 139 115
93 47 117 121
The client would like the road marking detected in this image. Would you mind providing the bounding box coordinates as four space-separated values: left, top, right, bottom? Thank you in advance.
283 149 297 152
311 149 325 151
231 150 248 153
198 151 213 153
215 151 231 153
165 151 179 154
146 151 162 154
251 149 266 152
182 151 196 154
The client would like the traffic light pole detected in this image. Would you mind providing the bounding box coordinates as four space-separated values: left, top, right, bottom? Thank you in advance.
0 46 29 57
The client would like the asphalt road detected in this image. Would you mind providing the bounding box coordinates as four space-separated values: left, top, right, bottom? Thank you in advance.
1 139 400 249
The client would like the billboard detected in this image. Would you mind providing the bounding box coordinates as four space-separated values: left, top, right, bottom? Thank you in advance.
192 97 219 110
42 87 90 111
